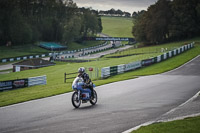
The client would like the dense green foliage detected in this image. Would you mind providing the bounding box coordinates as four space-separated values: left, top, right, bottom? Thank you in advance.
99 8 131 17
0 0 102 46
132 0 200 44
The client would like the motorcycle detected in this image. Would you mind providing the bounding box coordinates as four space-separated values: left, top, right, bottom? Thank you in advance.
71 77 97 108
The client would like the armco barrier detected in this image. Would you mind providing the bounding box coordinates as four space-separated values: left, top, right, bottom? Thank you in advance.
101 42 195 78
28 75 47 86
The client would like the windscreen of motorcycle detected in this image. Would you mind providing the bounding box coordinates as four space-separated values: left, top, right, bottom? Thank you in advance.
72 77 83 89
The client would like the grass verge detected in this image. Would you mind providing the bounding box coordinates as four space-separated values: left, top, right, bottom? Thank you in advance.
132 116 200 133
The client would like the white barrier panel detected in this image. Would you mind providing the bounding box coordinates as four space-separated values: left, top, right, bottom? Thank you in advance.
118 64 125 74
2 59 6 63
125 61 142 71
157 55 161 62
181 46 185 52
185 45 188 50
188 44 191 49
191 42 194 47
28 75 47 86
10 58 14 62
163 53 167 60
177 48 181 54
173 49 177 56
101 67 110 78
168 51 172 58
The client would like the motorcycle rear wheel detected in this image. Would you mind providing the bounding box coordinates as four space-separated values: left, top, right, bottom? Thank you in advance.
90 90 97 105
72 92 81 108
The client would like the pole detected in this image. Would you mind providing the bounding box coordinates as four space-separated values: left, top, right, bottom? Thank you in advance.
64 73 66 83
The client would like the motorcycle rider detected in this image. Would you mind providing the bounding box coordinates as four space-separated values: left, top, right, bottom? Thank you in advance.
78 67 94 99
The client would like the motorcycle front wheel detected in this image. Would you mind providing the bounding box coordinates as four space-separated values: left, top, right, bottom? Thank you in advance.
71 92 81 108
90 90 97 105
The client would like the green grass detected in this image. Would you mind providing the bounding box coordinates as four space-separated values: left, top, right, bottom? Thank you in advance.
65 41 105 50
132 116 200 133
0 44 49 59
0 38 199 107
0 41 105 59
101 16 133 37
0 69 12 73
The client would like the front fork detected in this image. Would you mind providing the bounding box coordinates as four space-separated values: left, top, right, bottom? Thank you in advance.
77 90 81 101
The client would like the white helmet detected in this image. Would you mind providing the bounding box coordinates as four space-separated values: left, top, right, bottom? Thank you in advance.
78 67 85 73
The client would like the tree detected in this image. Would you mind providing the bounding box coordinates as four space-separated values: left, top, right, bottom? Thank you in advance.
169 0 200 40
133 0 172 44
132 14 147 43
0 0 102 46
145 0 172 44
81 8 101 37
63 16 82 43
10 10 32 44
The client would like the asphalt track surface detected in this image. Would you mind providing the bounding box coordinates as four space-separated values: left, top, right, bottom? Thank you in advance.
0 56 200 133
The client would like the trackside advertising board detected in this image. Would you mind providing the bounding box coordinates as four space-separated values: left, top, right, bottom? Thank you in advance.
142 58 155 66
0 79 28 91
83 37 135 42
125 61 142 71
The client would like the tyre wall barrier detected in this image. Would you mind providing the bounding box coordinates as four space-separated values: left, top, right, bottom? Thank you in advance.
101 42 194 78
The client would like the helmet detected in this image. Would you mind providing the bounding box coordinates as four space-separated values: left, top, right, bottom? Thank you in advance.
78 67 85 73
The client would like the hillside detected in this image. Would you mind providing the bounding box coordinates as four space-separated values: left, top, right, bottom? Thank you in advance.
101 16 133 37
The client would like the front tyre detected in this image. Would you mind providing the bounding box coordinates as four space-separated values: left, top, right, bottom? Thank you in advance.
90 90 97 105
71 92 81 108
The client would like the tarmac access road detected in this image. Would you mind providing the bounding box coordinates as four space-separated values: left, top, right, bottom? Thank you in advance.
77 44 132 59
0 56 200 133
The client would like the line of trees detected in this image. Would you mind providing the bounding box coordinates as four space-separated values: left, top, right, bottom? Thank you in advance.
0 0 102 46
99 8 131 17
132 0 200 45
